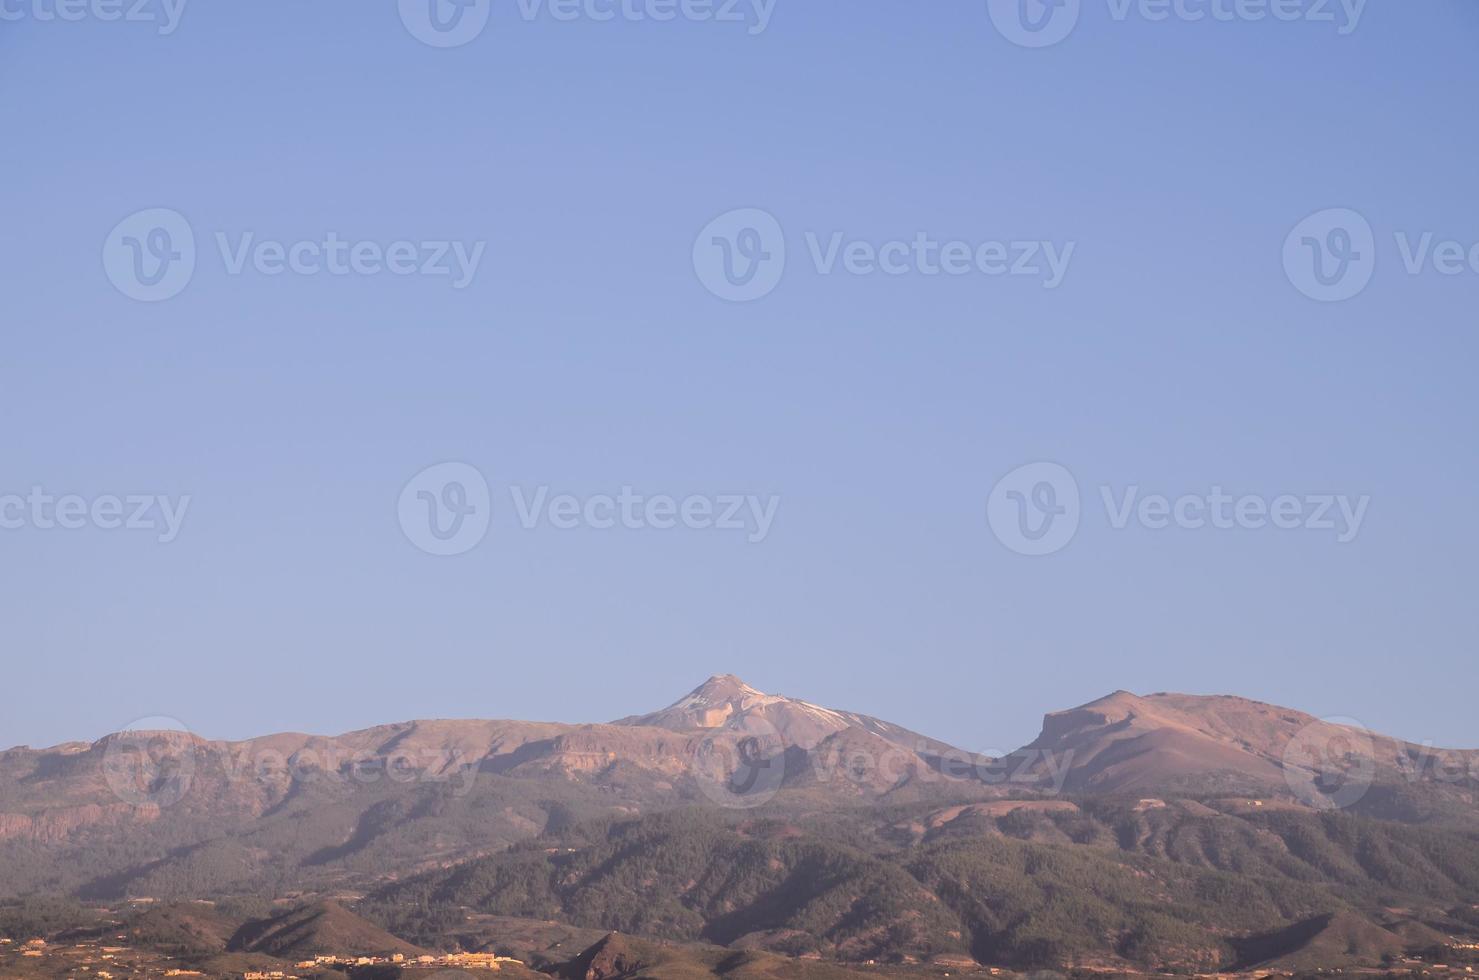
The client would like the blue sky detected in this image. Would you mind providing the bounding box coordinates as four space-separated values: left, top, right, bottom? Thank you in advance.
1 0 1475 755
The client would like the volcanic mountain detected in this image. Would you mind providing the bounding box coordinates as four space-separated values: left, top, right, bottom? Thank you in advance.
1 678 1476 904
616 674 960 753
1012 689 1479 820
0 676 992 899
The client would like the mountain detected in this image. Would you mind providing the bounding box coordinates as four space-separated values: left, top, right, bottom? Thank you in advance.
0 677 1475 908
362 802 1479 972
617 675 957 755
0 677 997 901
1011 690 1479 819
615 675 974 796
4 679 1479 974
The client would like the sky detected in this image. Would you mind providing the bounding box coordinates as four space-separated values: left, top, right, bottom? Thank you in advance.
0 0 1475 756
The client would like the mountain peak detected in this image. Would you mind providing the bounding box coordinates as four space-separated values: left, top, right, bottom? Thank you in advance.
689 674 767 703
612 676 961 759
622 674 787 730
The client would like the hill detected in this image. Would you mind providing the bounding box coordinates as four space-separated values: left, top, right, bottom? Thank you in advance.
361 803 1479 972
560 932 887 980
228 901 430 959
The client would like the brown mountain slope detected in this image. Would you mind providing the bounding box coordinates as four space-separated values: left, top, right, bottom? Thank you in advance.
227 900 429 959
0 678 996 900
1229 912 1409 971
562 931 909 980
2 679 1477 903
1013 690 1479 816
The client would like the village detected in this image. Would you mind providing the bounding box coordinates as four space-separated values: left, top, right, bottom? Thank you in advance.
4 928 1479 980
290 950 525 974
0 936 526 980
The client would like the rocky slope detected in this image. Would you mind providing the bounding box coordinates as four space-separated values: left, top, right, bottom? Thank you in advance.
0 677 995 899
1009 690 1479 820
0 678 1475 902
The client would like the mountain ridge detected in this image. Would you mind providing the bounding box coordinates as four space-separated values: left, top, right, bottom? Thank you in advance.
1 676 1476 903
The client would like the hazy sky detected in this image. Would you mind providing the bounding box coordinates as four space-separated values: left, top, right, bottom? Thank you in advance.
1 0 1475 755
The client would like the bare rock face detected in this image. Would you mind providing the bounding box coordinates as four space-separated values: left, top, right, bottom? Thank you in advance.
0 802 157 843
